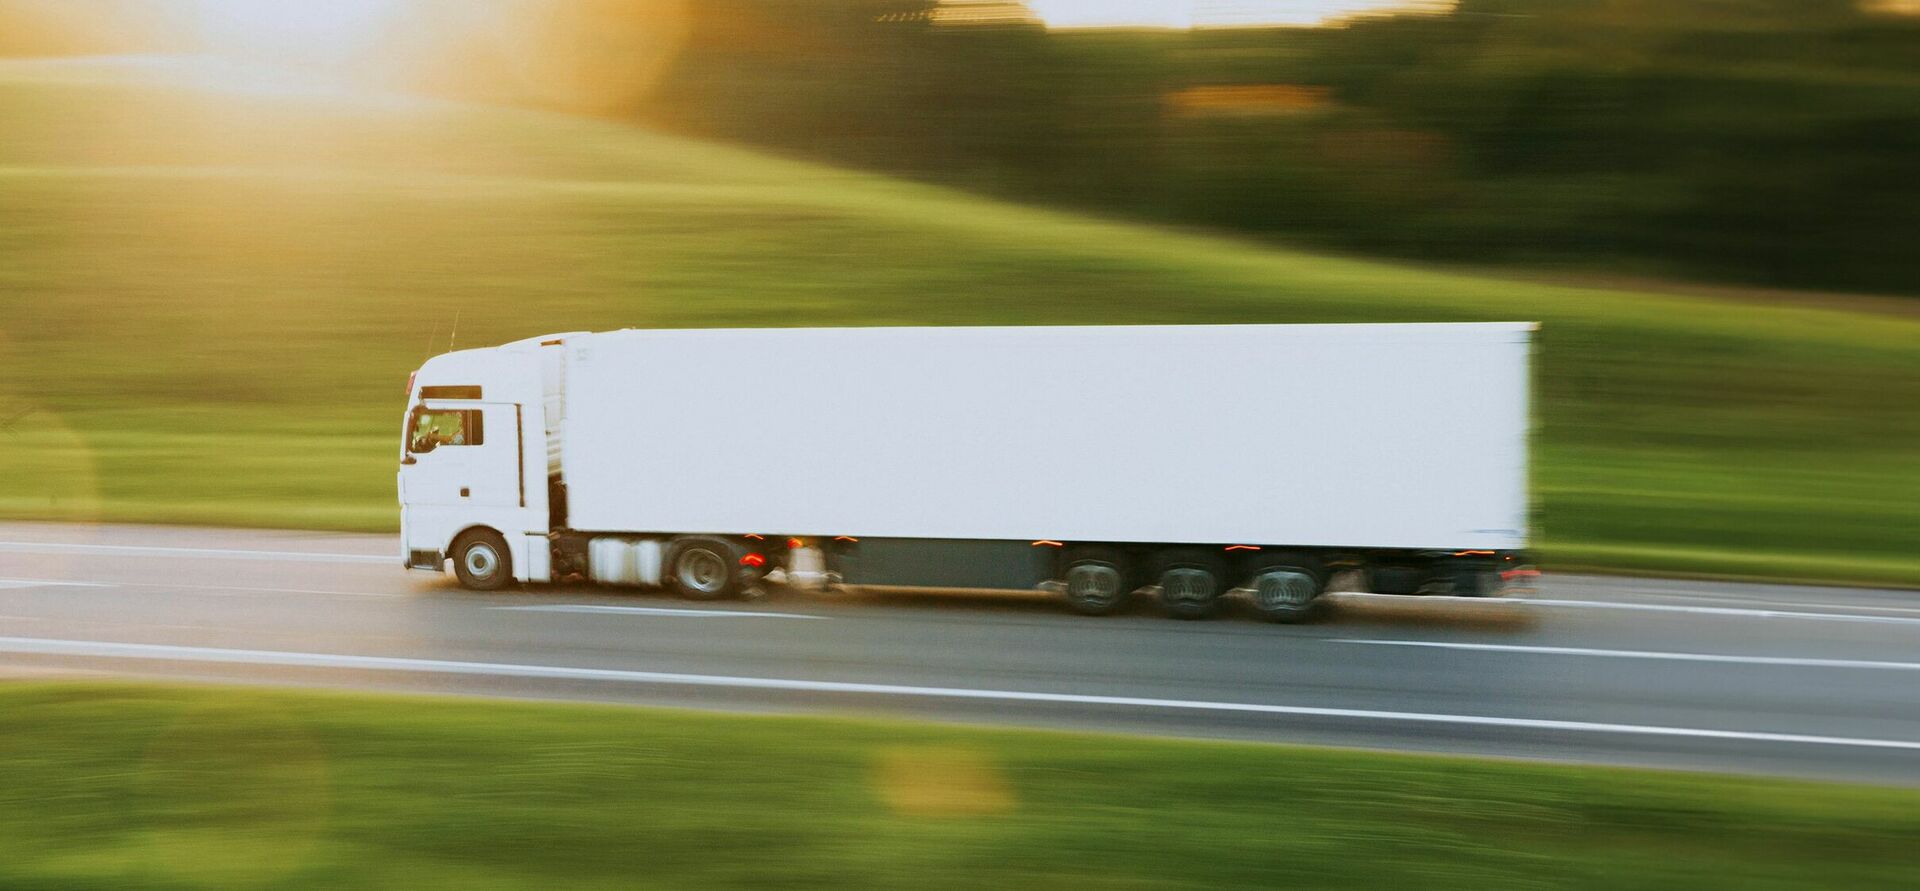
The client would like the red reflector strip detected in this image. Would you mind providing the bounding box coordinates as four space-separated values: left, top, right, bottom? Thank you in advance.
1031 540 1064 547
1453 549 1496 556
1501 568 1541 580
740 553 767 567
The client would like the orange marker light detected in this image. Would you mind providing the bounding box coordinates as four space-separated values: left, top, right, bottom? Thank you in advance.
740 553 767 567
834 536 859 542
744 533 765 540
1224 545 1260 551
787 537 805 550
1453 549 1495 556
1031 540 1064 547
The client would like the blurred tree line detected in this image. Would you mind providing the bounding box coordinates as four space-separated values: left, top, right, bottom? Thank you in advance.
4 0 1915 294
629 0 1920 294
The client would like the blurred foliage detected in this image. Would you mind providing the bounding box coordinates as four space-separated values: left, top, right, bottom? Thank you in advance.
2 2 1916 292
628 0 1920 294
4 682 1920 888
0 58 1916 583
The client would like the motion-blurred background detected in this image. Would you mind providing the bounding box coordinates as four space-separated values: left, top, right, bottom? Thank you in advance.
2 0 1917 585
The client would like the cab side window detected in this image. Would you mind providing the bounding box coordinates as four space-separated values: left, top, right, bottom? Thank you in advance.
409 409 483 453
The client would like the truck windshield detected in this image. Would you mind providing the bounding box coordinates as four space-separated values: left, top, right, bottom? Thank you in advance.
409 409 483 453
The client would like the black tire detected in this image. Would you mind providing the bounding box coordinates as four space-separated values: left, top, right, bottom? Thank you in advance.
666 536 744 601
1061 545 1133 616
1154 548 1225 620
451 529 513 591
1243 552 1326 624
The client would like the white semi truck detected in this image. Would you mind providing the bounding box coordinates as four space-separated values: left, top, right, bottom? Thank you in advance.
398 323 1535 620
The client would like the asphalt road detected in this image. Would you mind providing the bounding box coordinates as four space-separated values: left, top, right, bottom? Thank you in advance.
4 522 1919 785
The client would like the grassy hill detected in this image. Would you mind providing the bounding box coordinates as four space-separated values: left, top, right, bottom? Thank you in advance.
2 56 1916 585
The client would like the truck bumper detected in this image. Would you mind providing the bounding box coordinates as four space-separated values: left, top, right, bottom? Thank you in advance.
405 549 444 571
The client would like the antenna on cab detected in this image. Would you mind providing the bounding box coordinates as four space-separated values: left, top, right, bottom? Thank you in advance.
447 310 462 353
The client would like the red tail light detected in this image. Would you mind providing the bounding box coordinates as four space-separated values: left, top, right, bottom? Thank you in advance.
740 553 767 567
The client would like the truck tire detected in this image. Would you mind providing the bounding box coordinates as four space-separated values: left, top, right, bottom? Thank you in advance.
1154 549 1225 620
1243 552 1326 623
1061 545 1133 616
451 529 513 591
666 537 744 600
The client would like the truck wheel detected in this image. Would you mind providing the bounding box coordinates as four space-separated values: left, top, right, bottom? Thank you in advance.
667 537 743 600
1244 553 1326 623
1155 549 1224 620
1062 546 1132 616
451 529 513 591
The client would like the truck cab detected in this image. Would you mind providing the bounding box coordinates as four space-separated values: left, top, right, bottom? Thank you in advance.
398 335 579 587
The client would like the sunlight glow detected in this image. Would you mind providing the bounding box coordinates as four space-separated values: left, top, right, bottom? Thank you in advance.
1026 0 1455 29
192 0 406 59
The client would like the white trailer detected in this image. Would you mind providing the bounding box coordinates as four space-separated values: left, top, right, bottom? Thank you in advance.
398 323 1535 620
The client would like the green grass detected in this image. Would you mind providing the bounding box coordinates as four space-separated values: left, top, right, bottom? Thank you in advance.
2 681 1918 889
2 57 1918 584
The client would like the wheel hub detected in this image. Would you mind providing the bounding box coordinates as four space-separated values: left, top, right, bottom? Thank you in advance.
1254 570 1315 611
1066 563 1122 605
1162 568 1215 604
464 544 498 580
679 549 728 593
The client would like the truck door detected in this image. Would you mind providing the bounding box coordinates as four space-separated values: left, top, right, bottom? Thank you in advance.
400 402 524 509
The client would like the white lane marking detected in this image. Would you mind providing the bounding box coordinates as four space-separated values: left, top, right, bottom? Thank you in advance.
1337 638 1920 672
1626 591 1920 616
2 576 395 599
118 581 402 599
3 636 1918 753
1337 592 1920 625
0 578 115 590
0 541 389 564
491 605 824 620
1522 597 1920 626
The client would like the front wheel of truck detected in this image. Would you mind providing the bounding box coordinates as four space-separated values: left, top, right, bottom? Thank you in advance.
452 529 513 591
